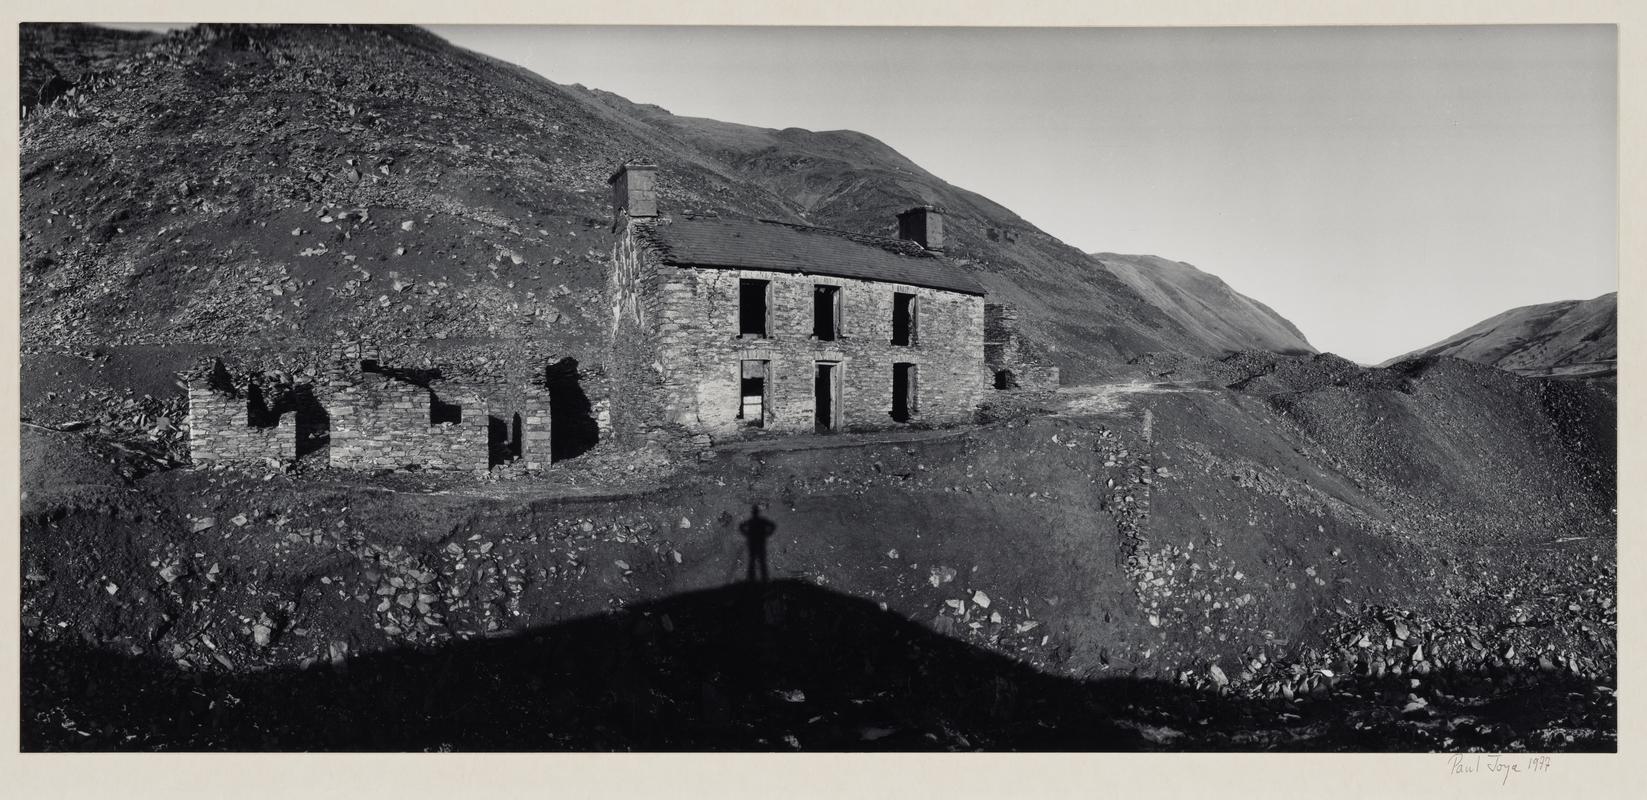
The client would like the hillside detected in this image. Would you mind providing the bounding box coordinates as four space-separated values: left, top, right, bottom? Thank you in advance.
20 351 1616 751
21 22 1312 397
1094 253 1315 356
1385 293 1616 379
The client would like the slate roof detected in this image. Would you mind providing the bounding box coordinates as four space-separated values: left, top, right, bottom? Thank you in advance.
635 216 986 296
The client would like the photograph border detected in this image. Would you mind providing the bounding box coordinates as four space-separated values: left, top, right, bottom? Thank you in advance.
2 1 1637 797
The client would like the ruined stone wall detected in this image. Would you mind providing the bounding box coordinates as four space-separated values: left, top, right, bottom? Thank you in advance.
325 376 488 472
620 251 987 438
516 385 555 471
187 384 297 465
339 339 606 458
985 303 1060 393
187 347 563 473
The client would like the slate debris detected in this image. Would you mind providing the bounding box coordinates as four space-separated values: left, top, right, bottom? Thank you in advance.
16 356 1615 751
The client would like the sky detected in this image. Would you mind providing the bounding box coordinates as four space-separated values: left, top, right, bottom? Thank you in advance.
114 23 1617 363
423 24 1615 364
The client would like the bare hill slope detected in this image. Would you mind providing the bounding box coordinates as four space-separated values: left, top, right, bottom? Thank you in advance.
1094 253 1314 356
22 23 1315 388
1385 293 1615 378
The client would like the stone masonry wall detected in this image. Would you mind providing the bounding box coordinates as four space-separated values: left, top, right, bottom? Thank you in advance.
985 303 1060 393
187 384 297 465
606 230 673 443
330 339 607 452
326 376 488 472
518 385 554 471
612 237 988 439
189 352 555 473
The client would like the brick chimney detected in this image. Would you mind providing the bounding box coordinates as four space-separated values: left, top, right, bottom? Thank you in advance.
609 163 658 223
897 205 944 253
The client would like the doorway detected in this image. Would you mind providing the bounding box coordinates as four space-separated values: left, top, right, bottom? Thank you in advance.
814 362 840 432
892 363 916 422
739 359 768 426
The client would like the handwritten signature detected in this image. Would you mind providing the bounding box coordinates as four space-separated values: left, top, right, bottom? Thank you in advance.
1448 754 1554 785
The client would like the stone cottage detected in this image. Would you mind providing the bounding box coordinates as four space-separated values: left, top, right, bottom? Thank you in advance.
606 163 1008 440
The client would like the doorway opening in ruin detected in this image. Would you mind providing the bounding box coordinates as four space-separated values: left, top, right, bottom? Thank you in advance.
994 369 1018 390
892 363 917 422
291 385 330 458
892 292 918 346
487 412 524 467
814 361 839 432
546 357 600 461
739 279 770 338
739 359 769 426
812 284 840 341
245 382 280 429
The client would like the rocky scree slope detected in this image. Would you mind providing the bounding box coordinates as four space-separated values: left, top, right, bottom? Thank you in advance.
1386 293 1616 379
23 22 1309 394
19 351 1616 750
19 24 160 111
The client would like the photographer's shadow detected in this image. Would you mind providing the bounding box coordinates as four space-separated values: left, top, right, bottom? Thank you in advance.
739 504 776 583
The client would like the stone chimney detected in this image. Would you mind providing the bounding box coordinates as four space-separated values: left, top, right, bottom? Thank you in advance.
609 163 658 224
897 205 944 253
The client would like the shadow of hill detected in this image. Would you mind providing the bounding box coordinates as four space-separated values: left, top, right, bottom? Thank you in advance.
21 580 1613 752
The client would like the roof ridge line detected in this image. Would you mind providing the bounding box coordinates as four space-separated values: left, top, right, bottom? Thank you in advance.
751 217 929 256
753 216 900 241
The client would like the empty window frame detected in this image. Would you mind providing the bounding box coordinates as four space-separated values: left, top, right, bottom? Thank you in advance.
739 279 771 338
892 363 917 422
892 292 918 346
739 359 769 426
813 284 841 341
430 391 462 425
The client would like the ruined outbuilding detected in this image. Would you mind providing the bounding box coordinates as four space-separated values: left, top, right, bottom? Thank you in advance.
984 303 1061 393
185 359 300 466
186 350 558 473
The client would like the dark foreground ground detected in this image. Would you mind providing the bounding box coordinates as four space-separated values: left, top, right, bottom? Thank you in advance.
21 580 1614 752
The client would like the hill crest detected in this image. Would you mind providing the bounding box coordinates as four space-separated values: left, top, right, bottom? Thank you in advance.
1385 292 1615 379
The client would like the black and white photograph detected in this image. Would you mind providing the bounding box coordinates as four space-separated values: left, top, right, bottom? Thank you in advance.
8 2 1630 787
